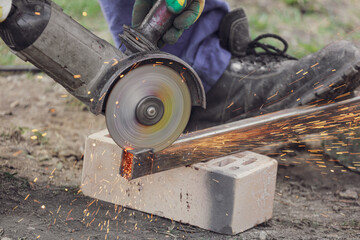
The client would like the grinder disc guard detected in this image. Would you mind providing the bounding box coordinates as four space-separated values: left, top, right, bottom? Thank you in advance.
106 65 191 152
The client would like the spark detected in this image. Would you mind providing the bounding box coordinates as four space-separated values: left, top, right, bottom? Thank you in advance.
74 75 81 79
99 92 106 101
296 69 304 74
333 84 346 90
289 76 304 85
112 59 119 66
335 92 351 100
41 205 46 209
311 63 319 68
226 102 234 109
66 209 73 220
34 12 41 16
87 199 96 208
267 91 279 100
57 205 61 214
314 84 324 90
24 194 30 200
121 150 134 180
12 150 23 156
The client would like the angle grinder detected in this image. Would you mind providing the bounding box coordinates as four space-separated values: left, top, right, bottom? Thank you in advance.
0 0 205 152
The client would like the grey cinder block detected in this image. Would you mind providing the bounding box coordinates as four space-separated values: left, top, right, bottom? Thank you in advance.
81 130 278 235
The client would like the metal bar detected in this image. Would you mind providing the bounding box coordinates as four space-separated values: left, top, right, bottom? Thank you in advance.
121 97 360 180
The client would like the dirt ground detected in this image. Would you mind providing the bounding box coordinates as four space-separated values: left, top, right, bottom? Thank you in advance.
0 71 360 240
1 0 360 239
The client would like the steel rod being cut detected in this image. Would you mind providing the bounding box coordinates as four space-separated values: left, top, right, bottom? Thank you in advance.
121 97 360 180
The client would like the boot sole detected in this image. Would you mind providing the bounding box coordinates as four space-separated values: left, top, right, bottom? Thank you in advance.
229 59 360 122
299 60 360 106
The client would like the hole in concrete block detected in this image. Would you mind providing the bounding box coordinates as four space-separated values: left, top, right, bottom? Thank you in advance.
242 158 257 166
229 166 240 171
234 153 246 158
216 158 236 167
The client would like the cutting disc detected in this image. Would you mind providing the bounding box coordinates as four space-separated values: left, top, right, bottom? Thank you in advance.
105 64 191 152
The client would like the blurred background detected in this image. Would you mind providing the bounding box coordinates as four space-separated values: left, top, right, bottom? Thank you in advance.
1 0 360 66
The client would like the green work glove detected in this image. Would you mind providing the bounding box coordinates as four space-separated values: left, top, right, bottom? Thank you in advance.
132 0 205 46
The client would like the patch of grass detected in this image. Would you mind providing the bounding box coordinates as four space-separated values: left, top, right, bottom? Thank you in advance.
18 126 30 135
297 41 322 55
4 171 18 180
66 97 88 111
52 0 110 35
249 13 270 32
0 44 17 65
245 1 360 58
31 130 49 145
53 0 102 18
2 172 29 188
1 0 359 65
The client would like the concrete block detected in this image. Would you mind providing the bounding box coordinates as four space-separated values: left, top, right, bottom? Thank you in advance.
81 130 278 235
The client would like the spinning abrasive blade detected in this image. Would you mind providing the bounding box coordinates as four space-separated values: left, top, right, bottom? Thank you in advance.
105 64 192 152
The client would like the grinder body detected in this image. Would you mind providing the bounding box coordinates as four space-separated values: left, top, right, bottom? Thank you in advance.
0 0 205 151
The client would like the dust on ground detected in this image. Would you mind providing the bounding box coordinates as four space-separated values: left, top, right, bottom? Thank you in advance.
0 73 359 239
1 0 360 239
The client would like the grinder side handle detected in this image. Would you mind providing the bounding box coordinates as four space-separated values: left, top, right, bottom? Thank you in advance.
136 0 187 46
121 0 192 52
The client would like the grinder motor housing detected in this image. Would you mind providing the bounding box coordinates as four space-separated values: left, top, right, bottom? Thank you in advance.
0 0 205 116
0 0 206 150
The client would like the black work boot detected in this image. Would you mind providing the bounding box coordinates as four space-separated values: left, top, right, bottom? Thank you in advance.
185 9 360 132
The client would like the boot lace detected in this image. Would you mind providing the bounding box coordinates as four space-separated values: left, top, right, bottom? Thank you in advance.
247 33 297 60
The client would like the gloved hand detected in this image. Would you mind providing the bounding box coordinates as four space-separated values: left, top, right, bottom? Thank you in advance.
0 0 13 23
132 0 205 45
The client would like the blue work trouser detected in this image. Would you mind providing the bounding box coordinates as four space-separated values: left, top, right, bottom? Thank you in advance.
98 0 232 92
